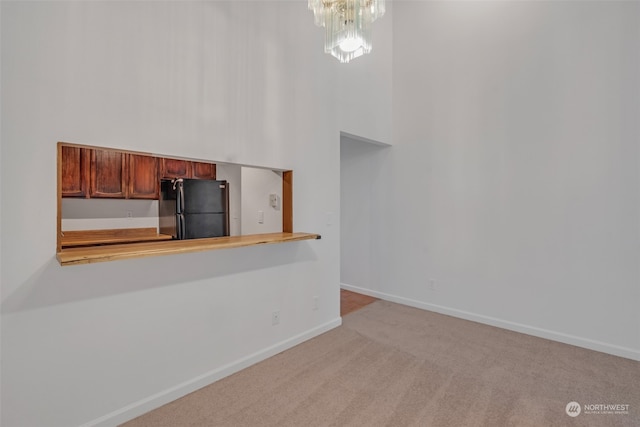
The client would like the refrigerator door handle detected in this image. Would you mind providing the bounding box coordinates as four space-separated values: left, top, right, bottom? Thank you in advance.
177 214 185 240
224 182 230 236
176 180 185 214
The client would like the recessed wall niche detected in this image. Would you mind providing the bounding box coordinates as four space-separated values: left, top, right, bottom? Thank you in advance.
56 142 313 266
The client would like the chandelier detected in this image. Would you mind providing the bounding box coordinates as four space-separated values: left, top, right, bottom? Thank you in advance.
308 0 386 63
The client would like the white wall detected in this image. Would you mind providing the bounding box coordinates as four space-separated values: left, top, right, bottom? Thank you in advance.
241 167 283 235
61 198 159 231
342 0 640 361
336 5 393 145
0 1 392 426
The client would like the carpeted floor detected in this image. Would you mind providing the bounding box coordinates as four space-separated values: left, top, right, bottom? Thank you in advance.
122 300 640 427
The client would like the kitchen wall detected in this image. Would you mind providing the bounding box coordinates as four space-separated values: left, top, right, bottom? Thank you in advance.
342 1 640 360
61 198 159 231
0 2 392 426
61 161 271 237
241 167 283 235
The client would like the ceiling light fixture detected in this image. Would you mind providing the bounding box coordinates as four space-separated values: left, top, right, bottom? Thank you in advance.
308 0 385 64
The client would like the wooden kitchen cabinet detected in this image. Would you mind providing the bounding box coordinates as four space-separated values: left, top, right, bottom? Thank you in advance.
192 161 216 180
90 149 127 198
128 154 158 199
160 158 192 179
60 146 89 197
61 144 218 200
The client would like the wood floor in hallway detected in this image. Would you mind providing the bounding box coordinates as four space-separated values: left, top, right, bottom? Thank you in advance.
340 289 378 317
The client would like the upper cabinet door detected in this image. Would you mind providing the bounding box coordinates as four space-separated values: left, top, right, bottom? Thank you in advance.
90 149 127 198
128 154 159 199
161 158 192 179
192 162 216 180
61 146 89 197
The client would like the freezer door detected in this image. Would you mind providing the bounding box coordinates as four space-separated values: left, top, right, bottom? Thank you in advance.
182 179 227 213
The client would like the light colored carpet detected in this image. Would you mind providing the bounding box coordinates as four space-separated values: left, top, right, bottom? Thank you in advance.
122 300 640 426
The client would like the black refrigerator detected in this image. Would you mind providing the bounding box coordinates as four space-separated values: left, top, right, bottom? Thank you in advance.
159 178 229 240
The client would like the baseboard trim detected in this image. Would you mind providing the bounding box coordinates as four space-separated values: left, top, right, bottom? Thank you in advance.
81 317 343 427
340 283 640 362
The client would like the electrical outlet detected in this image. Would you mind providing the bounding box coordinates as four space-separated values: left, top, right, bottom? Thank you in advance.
313 296 319 311
272 311 280 325
125 210 133 219
326 212 333 226
428 279 436 291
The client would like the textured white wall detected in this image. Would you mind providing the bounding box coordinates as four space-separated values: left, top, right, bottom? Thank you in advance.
0 1 392 426
342 1 640 360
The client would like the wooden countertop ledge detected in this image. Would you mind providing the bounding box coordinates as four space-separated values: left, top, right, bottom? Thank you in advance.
57 232 321 266
61 227 173 247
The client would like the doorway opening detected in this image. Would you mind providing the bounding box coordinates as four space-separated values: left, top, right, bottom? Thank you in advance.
339 132 391 314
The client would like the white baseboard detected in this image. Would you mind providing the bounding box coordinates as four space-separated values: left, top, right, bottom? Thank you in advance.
340 283 640 362
81 317 342 427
